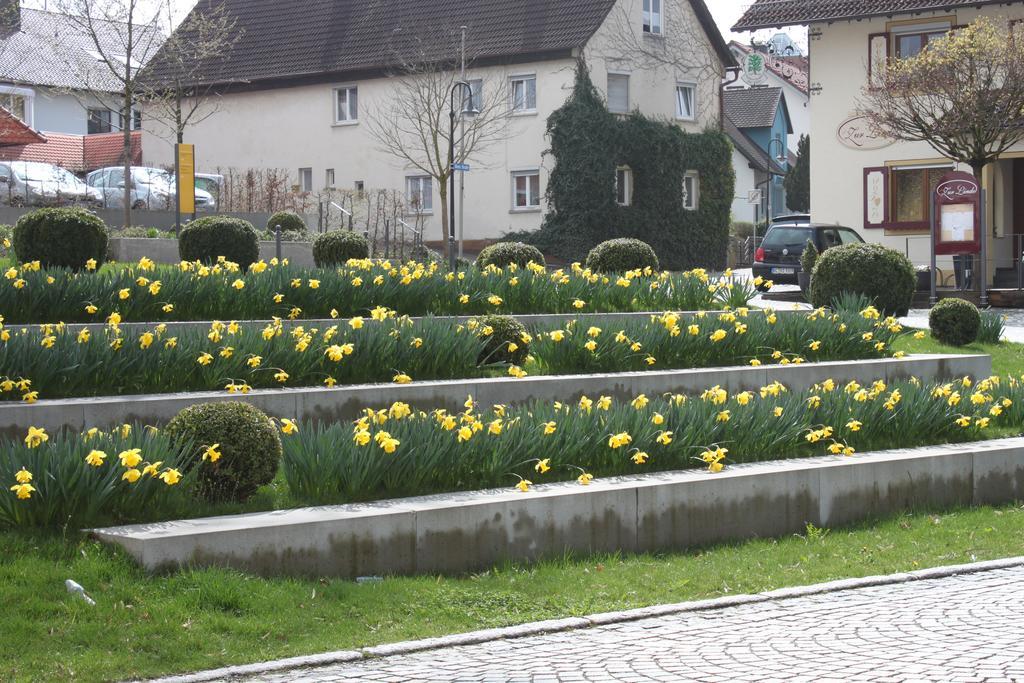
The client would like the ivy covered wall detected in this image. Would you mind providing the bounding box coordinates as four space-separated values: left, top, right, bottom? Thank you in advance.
526 62 734 271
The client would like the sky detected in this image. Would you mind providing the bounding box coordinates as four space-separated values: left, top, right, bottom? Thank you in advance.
24 0 808 52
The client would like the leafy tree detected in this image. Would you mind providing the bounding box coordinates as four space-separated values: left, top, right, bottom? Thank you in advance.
784 135 809 213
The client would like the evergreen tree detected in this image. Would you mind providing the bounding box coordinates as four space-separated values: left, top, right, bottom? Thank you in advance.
784 135 810 213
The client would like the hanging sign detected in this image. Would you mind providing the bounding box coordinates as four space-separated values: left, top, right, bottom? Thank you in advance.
933 170 980 255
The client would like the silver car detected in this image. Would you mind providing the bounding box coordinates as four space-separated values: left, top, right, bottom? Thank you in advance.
0 161 103 207
86 166 214 211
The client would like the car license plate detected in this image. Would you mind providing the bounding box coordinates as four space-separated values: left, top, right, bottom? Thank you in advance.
771 267 795 275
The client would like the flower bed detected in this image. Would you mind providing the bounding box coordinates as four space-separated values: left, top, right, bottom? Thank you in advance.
0 257 757 324
1 374 1016 529
0 306 906 401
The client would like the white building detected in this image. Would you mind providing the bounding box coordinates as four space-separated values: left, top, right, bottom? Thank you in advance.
141 0 735 246
733 0 1024 286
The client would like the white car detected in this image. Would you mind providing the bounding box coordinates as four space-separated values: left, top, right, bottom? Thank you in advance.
0 161 103 207
86 166 214 211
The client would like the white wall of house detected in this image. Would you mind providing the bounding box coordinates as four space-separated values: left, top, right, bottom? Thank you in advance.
730 150 760 224
142 0 726 244
809 6 1024 278
0 82 129 136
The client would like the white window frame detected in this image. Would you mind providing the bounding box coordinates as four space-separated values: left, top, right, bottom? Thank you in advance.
298 167 313 193
616 166 633 207
511 169 541 211
333 85 358 125
405 175 433 215
510 74 537 114
468 78 484 113
643 0 663 35
607 71 630 114
325 168 335 188
675 83 696 121
682 171 699 211
0 85 34 127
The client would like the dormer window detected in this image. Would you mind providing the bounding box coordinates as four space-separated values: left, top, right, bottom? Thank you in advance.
642 0 662 34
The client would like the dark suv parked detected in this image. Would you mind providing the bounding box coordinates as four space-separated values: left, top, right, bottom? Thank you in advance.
753 219 864 286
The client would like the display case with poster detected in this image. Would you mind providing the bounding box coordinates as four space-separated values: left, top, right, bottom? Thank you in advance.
932 170 980 255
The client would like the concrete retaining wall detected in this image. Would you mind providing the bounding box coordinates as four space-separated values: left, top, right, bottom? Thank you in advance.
108 237 315 268
92 436 1024 578
0 354 990 436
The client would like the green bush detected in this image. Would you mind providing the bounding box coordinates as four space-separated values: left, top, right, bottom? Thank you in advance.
585 238 660 273
473 314 530 365
312 230 369 267
929 298 981 347
267 211 307 234
178 216 260 270
800 240 818 274
259 229 310 243
476 241 546 270
731 221 756 239
12 208 108 270
810 243 916 316
164 401 282 503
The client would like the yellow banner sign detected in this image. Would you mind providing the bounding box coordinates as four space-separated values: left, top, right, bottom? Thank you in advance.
176 143 195 214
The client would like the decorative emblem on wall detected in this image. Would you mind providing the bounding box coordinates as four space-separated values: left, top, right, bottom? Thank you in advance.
741 53 768 86
837 115 893 151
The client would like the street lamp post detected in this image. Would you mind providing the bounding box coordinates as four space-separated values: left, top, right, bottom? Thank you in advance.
765 138 788 225
448 80 478 272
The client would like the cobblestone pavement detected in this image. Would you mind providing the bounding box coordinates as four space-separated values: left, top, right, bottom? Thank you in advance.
235 565 1024 682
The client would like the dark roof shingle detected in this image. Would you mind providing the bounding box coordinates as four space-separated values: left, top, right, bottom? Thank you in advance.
733 0 1010 31
725 118 786 174
146 0 734 89
723 87 788 129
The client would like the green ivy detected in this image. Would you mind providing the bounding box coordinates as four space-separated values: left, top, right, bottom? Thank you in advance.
524 61 734 271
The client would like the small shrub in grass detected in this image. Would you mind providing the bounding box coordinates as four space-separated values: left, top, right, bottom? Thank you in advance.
164 402 282 503
313 230 369 267
476 241 546 270
585 238 660 273
12 207 108 270
179 216 260 270
266 211 307 234
0 424 194 527
929 298 981 346
978 310 1006 344
810 243 915 316
472 314 530 365
800 240 818 274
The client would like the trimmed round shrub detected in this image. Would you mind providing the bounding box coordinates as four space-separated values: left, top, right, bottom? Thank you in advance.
585 238 660 273
929 298 981 347
266 211 307 234
12 207 108 270
164 401 282 503
476 241 546 270
179 216 259 270
809 243 916 316
473 314 530 366
312 230 369 267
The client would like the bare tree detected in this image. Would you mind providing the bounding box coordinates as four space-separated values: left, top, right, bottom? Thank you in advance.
365 35 514 256
139 0 241 145
50 0 165 227
599 2 724 122
860 17 1024 181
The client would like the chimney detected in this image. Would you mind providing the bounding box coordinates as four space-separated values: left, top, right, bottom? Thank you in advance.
0 0 19 32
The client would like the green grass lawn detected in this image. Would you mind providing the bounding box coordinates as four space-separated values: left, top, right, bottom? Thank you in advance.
896 334 1024 377
3 504 1023 682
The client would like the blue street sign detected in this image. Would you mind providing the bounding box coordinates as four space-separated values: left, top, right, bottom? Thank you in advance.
451 163 470 172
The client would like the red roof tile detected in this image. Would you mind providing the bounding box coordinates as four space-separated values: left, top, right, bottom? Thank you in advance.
0 131 141 172
0 109 46 146
734 0 1010 31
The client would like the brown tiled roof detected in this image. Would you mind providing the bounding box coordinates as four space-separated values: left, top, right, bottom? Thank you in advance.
733 0 1010 31
0 109 46 147
0 131 141 172
723 87 791 131
145 0 734 89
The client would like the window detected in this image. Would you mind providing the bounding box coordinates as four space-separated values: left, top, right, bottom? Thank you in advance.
682 172 699 210
325 169 335 188
0 93 27 123
334 86 358 123
642 0 662 35
894 28 948 59
607 73 629 114
298 168 313 192
354 180 365 194
132 110 142 130
616 166 633 206
510 75 536 113
468 79 483 113
87 108 115 134
889 166 947 227
511 170 540 210
406 175 433 213
675 84 695 120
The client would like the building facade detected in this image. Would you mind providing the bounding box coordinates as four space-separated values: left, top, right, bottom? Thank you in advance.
142 0 733 245
734 0 1024 281
723 86 793 223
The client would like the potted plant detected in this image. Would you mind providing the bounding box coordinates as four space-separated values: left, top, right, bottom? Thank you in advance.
798 239 818 298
